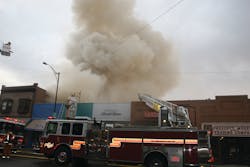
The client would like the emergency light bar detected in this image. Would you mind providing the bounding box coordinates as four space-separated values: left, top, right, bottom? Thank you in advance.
0 117 26 125
47 116 55 119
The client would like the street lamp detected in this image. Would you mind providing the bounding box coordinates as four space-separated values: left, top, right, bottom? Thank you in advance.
43 62 60 116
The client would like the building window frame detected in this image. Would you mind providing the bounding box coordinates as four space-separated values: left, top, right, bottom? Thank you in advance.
0 99 14 114
17 98 31 114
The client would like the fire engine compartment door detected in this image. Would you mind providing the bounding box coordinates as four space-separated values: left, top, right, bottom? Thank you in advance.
167 147 183 167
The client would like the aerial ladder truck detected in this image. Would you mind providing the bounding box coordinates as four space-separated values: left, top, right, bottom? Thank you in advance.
40 94 213 167
138 93 192 128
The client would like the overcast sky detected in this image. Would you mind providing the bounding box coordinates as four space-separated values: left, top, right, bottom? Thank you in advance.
1 0 250 101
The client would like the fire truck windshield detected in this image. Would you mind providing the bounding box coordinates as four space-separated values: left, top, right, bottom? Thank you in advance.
45 122 58 135
0 122 24 136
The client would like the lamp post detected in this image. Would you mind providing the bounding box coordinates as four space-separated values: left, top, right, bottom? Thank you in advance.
43 62 60 116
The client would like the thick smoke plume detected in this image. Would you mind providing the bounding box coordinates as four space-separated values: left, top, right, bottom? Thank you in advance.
63 0 179 102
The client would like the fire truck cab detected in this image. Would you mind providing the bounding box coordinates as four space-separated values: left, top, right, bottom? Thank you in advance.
40 117 106 166
0 117 25 152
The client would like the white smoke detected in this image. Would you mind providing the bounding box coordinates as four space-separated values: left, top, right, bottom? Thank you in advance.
63 0 179 102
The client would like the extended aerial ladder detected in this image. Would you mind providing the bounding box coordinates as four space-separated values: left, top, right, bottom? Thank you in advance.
138 93 192 128
0 42 12 56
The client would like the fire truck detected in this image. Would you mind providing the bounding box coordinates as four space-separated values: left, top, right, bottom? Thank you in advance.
40 94 212 167
0 117 25 152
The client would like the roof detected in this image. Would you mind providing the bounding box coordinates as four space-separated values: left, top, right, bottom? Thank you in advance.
1 83 45 93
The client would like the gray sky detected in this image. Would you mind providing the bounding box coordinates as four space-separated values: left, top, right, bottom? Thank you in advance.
1 0 250 101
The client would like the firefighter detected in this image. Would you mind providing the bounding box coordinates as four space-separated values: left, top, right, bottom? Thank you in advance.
66 94 78 119
2 131 14 159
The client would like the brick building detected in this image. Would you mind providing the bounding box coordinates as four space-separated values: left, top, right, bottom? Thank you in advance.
0 83 47 147
0 83 46 119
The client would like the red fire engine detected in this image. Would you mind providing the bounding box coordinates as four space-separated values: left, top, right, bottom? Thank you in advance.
40 94 212 167
0 117 25 152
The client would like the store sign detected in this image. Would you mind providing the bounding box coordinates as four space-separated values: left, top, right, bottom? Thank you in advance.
101 111 122 116
202 123 250 137
213 125 250 137
93 103 130 122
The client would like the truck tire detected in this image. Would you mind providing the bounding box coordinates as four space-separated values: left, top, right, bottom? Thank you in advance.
54 146 71 166
145 154 168 167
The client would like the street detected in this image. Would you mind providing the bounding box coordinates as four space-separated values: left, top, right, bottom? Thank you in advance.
0 156 54 167
0 155 118 167
0 156 92 167
0 155 249 167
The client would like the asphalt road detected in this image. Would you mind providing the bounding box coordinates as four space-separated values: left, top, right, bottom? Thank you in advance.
0 155 249 167
0 156 55 167
0 155 116 167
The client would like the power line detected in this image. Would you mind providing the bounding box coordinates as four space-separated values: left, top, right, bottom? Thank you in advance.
111 0 185 54
134 0 185 34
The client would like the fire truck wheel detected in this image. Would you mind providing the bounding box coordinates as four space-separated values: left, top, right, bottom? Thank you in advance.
54 146 72 166
145 154 167 167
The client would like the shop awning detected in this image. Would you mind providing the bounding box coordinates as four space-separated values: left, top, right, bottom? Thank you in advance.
25 119 47 131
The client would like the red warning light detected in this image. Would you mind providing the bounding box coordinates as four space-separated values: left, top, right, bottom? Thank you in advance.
171 156 180 162
4 117 24 124
5 117 11 120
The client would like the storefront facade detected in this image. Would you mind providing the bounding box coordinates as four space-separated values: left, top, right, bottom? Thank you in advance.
202 122 250 164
